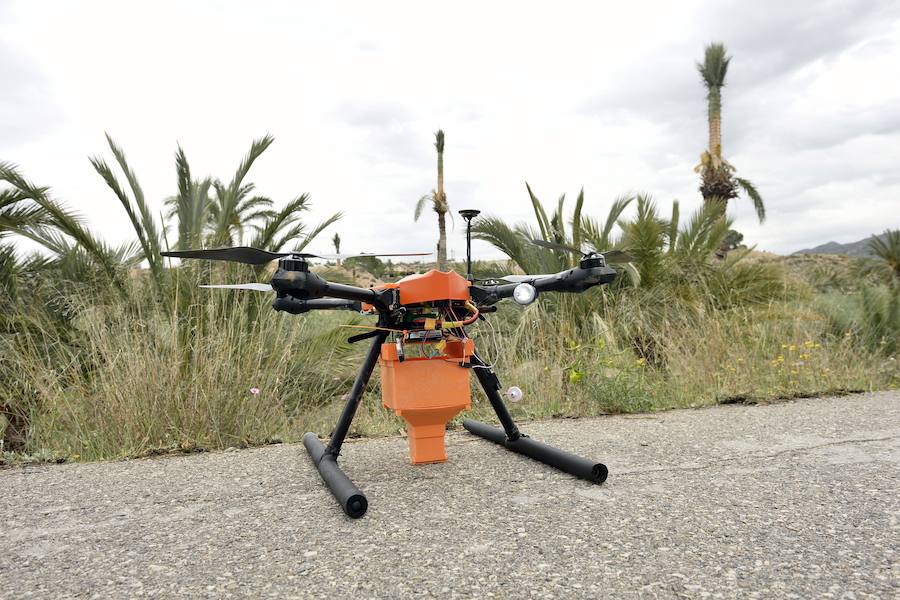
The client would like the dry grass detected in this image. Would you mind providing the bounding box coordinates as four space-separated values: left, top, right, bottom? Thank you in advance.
2 259 897 464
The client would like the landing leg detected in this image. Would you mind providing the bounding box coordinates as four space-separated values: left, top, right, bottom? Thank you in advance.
463 354 608 484
303 331 389 518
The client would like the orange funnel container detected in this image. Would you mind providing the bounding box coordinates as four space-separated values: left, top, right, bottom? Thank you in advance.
380 338 473 464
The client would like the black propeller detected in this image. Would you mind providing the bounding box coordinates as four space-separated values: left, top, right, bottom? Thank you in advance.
162 246 431 265
530 239 634 263
161 247 296 265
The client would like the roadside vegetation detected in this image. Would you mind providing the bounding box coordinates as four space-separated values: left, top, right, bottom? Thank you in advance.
2 42 898 464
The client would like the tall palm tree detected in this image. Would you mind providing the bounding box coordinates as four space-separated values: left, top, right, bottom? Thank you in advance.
414 130 450 270
695 42 766 223
332 232 341 265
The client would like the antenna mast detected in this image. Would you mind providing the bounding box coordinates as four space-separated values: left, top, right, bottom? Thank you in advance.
459 209 481 281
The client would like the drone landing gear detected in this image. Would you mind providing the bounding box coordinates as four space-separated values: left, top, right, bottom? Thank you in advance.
302 331 389 519
304 339 606 519
463 355 608 484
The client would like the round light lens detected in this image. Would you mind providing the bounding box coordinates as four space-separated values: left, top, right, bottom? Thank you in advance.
507 386 524 403
512 283 537 305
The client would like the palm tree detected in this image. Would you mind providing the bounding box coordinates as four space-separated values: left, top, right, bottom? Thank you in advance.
869 229 900 280
414 130 450 270
472 183 638 283
695 42 766 223
248 194 341 255
162 138 340 258
0 171 50 237
1 161 134 296
207 135 277 246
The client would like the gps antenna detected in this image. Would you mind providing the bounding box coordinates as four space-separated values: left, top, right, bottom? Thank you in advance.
459 209 481 281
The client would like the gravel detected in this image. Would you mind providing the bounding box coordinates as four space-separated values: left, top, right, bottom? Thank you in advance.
2 391 898 599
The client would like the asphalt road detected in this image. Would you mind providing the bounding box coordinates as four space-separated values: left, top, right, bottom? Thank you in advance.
2 391 898 599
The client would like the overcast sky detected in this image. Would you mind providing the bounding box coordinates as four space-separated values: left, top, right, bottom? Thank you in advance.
2 1 899 261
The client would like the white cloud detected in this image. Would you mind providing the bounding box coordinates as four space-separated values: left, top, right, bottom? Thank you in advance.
1 0 898 262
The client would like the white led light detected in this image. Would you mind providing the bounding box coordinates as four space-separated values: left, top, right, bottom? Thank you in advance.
506 386 524 403
512 282 537 305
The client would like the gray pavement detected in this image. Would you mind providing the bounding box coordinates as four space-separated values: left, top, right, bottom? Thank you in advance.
1 391 899 599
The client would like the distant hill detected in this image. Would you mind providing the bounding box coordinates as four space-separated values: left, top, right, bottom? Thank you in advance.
793 232 890 257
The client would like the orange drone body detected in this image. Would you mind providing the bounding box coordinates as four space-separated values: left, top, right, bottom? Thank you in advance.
376 270 474 464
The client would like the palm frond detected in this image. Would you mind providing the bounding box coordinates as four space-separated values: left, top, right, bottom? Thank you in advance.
414 194 432 222
169 146 211 249
1 163 129 295
734 177 766 223
868 229 900 278
472 216 532 272
103 134 164 276
525 182 551 241
697 42 731 90
571 188 585 251
294 211 343 252
229 136 274 197
250 194 311 251
621 195 667 287
209 135 275 244
551 194 566 243
667 200 680 254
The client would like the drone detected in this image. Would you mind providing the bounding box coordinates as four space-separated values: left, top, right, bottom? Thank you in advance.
162 209 627 518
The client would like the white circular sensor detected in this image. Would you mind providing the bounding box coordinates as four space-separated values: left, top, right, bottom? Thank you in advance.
506 386 524 402
512 282 537 305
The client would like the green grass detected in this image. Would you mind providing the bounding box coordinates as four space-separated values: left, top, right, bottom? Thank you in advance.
2 284 896 465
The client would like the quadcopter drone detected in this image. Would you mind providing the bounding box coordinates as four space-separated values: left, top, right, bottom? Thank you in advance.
162 209 626 518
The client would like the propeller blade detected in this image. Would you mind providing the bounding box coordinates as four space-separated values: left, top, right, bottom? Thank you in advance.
530 239 634 264
162 247 292 265
530 239 582 254
602 250 635 263
313 252 433 260
199 283 274 292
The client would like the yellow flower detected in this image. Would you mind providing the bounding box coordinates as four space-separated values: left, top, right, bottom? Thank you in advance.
788 344 796 352
776 355 784 362
636 357 646 367
799 353 810 360
804 341 815 349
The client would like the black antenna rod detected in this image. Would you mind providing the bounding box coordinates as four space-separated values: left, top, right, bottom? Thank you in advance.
459 209 480 281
